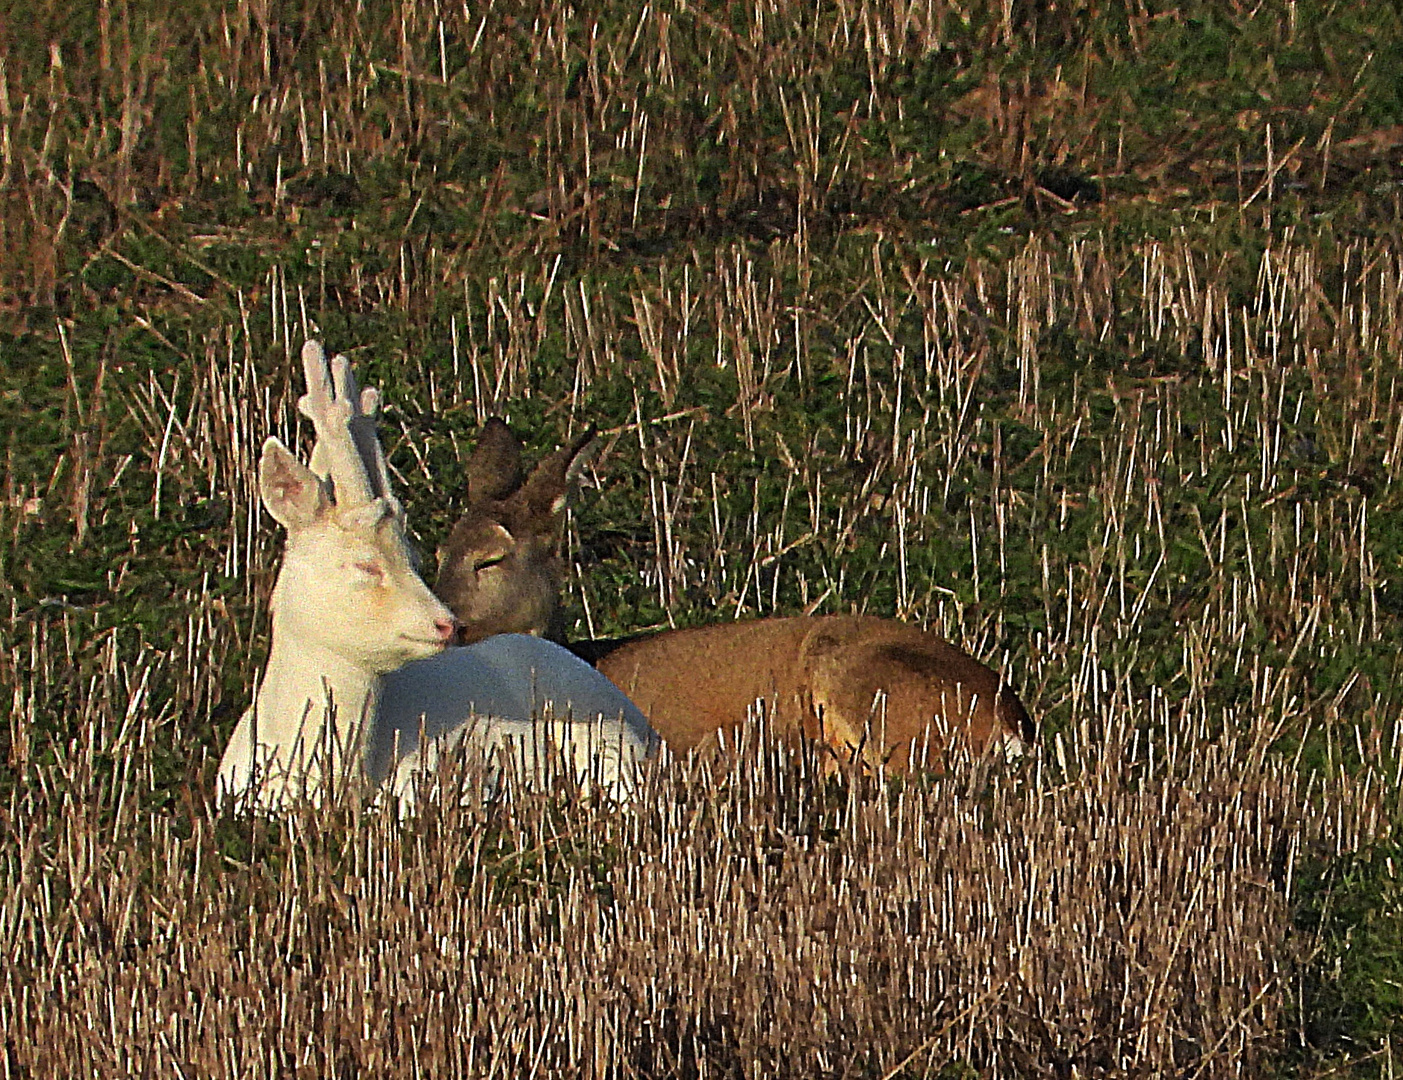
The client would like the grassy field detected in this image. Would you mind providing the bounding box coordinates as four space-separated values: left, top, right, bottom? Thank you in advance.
3 0 1403 1074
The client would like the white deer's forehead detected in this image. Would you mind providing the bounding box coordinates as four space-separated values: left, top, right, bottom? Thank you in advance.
287 517 414 567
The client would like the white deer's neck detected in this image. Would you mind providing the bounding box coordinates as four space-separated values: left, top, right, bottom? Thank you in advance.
245 615 382 798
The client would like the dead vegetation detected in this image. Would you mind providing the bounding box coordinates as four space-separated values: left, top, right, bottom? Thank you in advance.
2 670 1392 1077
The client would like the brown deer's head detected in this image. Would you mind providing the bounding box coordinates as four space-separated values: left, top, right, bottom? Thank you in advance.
434 419 593 645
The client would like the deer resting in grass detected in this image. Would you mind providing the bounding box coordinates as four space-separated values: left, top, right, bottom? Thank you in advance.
434 420 1035 772
216 343 656 811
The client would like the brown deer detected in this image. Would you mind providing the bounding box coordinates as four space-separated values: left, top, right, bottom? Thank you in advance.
433 420 1034 772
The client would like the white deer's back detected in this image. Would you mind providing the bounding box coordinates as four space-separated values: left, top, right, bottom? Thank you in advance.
372 634 658 803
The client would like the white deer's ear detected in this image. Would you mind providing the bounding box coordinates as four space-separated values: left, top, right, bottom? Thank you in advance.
259 437 329 528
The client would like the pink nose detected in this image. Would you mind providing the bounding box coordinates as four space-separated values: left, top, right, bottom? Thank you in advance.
433 617 458 643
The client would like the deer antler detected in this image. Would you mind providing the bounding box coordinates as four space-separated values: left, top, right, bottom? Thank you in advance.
351 383 403 517
298 340 377 511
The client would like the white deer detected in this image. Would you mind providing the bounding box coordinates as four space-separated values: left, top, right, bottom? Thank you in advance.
217 342 657 811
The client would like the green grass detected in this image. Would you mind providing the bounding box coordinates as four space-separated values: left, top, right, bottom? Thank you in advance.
3 0 1403 1074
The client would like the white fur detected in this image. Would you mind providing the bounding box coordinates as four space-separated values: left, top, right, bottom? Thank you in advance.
377 635 657 808
218 633 656 811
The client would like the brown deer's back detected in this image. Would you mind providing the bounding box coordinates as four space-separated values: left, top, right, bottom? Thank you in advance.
597 618 817 752
597 615 1032 768
797 616 1032 769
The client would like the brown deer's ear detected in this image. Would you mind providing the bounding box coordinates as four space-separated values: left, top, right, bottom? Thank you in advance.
259 437 330 529
466 418 525 502
562 426 597 488
520 427 596 525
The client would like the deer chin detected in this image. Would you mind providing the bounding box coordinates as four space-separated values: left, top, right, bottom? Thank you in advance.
398 633 451 653
387 632 450 667
450 617 538 647
338 630 448 674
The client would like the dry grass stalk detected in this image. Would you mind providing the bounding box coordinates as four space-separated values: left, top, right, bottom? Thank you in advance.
0 664 1390 1078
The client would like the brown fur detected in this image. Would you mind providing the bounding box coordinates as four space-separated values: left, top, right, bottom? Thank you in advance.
597 615 1034 768
434 419 592 644
435 420 1036 770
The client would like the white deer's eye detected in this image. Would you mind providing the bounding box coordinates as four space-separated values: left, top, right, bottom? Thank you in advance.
353 560 386 584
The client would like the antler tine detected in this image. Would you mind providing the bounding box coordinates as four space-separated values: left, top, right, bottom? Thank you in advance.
351 384 403 516
302 343 331 480
297 340 377 510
